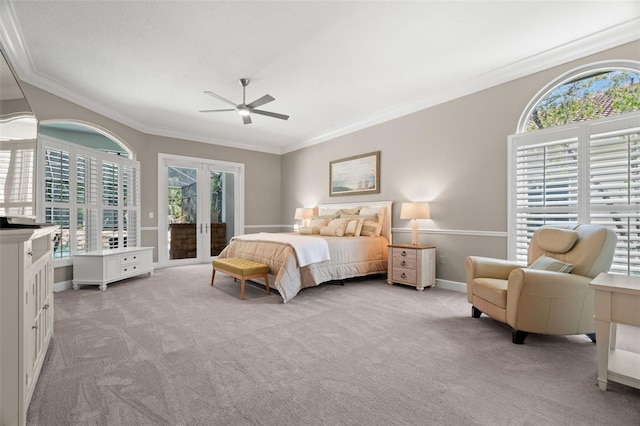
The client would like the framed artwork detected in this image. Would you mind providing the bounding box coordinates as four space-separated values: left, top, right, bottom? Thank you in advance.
329 151 380 196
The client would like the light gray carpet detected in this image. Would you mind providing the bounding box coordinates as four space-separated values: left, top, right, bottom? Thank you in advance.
28 264 640 425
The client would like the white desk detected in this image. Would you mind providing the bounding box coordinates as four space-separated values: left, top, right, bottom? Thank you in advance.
589 273 640 391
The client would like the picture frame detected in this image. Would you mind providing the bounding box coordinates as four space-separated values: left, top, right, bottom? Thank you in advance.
329 151 380 197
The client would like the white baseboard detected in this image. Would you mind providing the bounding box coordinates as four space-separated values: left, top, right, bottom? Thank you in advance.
435 278 466 293
54 280 73 292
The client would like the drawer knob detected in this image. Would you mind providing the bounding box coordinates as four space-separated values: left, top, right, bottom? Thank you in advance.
124 257 128 261
401 261 406 266
401 251 406 257
133 256 137 260
401 272 406 278
32 325 38 330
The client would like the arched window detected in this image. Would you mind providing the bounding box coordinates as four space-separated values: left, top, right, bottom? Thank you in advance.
37 121 140 263
509 61 640 275
518 61 640 132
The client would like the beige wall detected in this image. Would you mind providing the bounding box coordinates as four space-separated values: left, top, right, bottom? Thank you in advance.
281 40 640 284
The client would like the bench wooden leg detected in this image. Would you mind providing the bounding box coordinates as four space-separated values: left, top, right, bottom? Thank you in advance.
264 273 270 295
211 269 216 286
240 277 246 300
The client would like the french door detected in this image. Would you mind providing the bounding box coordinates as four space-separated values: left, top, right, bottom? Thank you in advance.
158 154 244 267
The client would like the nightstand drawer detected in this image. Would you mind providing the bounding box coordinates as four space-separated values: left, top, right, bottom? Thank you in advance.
392 247 417 262
392 268 417 284
393 255 416 269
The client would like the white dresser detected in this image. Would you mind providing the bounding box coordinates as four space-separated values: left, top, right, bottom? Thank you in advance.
0 225 58 426
72 246 154 291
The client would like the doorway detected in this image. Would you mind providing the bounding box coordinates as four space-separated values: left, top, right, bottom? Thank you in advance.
158 154 244 267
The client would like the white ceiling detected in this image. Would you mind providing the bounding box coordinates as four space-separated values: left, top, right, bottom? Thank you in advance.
1 1 639 154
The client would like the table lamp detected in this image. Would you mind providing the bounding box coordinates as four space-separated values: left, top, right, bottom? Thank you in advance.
400 202 430 245
294 207 314 227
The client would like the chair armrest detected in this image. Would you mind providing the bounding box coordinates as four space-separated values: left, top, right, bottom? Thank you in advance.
465 256 523 303
465 256 522 280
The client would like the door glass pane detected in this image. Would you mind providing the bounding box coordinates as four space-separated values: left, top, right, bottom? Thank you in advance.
210 170 234 255
168 166 197 260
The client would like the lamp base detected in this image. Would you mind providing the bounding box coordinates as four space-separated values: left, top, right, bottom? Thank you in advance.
411 219 419 245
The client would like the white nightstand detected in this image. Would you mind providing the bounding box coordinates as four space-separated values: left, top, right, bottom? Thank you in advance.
387 244 436 291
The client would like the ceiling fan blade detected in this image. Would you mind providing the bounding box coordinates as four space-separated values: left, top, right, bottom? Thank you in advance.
242 114 252 125
203 91 237 107
199 109 235 113
252 109 289 121
247 94 275 109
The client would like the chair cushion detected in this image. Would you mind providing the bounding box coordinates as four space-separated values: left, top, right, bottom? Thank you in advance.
536 228 578 253
529 255 573 273
472 278 508 309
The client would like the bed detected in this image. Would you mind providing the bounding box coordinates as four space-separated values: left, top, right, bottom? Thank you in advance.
217 201 393 302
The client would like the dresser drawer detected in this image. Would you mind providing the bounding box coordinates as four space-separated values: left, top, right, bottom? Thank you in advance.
121 253 142 265
120 263 140 275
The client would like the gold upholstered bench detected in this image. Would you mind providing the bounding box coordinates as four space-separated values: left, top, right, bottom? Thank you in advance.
211 258 270 300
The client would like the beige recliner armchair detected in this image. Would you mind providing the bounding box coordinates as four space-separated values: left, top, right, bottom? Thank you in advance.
465 224 616 344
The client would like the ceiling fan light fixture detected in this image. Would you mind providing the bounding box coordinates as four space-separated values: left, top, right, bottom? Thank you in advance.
201 79 289 125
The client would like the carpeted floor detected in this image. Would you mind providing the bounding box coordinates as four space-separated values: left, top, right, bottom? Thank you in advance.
27 264 640 425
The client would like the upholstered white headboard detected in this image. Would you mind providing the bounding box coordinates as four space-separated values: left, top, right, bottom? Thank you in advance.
316 200 393 243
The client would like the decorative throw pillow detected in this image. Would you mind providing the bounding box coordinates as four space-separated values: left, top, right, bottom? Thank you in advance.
308 218 329 228
320 226 345 237
344 218 364 236
360 217 379 237
338 207 361 215
299 226 320 235
528 255 573 273
327 218 349 232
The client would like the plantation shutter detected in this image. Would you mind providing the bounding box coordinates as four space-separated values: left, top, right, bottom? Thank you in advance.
509 113 640 274
510 127 580 264
589 124 640 275
38 135 140 260
0 140 35 216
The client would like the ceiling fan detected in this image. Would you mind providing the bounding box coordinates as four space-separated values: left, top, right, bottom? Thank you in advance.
199 78 289 125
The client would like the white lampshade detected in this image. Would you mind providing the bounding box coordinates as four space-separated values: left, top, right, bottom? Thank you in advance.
294 208 305 220
400 202 430 220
